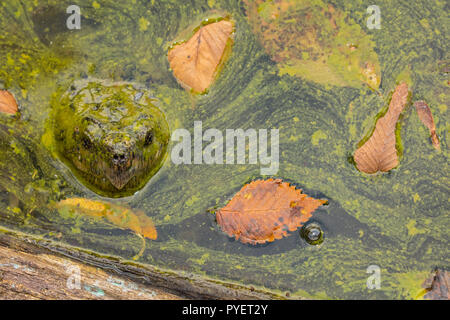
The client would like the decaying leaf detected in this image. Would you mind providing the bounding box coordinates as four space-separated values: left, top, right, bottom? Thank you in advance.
168 20 234 93
422 269 449 300
414 101 440 150
216 179 327 245
244 0 380 89
55 198 157 240
0 90 18 114
354 83 410 174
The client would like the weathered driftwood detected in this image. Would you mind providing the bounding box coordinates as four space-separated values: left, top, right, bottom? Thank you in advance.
0 230 281 300
0 236 179 300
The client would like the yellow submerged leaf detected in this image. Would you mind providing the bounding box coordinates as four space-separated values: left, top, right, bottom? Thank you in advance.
244 0 380 89
55 198 157 240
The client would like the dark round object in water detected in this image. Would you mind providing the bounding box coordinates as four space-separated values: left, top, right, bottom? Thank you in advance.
300 223 324 245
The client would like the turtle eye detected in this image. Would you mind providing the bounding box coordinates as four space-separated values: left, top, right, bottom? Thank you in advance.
81 136 93 150
83 117 101 125
144 131 153 146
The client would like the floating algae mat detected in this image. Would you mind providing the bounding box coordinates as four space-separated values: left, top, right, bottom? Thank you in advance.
0 0 448 299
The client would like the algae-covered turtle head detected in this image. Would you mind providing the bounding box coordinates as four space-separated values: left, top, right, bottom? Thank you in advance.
52 80 170 198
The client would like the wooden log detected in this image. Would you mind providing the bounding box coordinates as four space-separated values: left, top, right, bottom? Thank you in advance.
0 230 281 300
0 237 180 299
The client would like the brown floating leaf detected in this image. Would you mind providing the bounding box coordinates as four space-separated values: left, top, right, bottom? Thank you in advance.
0 90 18 114
168 20 233 93
216 179 327 245
422 269 449 300
414 101 440 150
354 83 410 174
55 198 157 240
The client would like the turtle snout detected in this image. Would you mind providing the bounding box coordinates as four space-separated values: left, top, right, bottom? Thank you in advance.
103 134 136 171
102 135 137 190
112 152 131 169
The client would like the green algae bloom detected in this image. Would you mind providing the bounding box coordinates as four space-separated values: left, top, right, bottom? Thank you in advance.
0 0 447 300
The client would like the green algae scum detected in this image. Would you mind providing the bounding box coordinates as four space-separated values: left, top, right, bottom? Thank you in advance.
0 0 448 299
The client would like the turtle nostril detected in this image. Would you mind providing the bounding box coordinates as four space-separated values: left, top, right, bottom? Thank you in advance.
112 153 128 165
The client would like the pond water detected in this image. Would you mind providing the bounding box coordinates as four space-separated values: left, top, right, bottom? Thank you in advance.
0 0 448 299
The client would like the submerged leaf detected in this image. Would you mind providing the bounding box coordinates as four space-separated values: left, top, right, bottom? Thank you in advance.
0 90 18 115
55 198 157 240
168 20 234 93
354 83 410 174
244 0 380 88
216 179 327 245
414 101 440 150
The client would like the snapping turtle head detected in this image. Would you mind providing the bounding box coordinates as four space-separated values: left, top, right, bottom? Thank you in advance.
54 81 170 197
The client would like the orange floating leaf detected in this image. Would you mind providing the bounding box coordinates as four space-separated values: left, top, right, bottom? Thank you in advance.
216 179 327 245
414 101 440 150
354 83 410 174
168 20 233 93
0 90 18 115
55 198 157 240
